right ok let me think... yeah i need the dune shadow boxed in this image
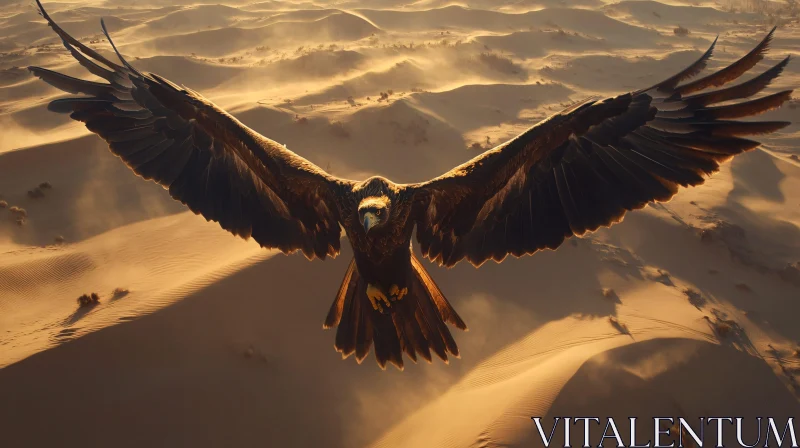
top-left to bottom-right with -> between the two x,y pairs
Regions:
428,236 -> 641,325
0,227 -> 640,448
603,208 -> 800,346
514,338 -> 800,447
61,303 -> 97,327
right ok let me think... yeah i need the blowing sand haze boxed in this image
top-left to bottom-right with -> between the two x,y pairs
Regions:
1,0 -> 799,446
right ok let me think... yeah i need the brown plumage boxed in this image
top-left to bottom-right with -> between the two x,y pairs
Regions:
29,0 -> 793,369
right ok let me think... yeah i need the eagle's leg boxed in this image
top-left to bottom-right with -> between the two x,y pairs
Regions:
367,283 -> 392,312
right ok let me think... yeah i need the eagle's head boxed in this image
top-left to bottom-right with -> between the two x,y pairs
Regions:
358,195 -> 391,234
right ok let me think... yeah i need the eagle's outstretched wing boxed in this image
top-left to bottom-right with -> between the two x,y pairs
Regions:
413,29 -> 792,268
29,0 -> 350,260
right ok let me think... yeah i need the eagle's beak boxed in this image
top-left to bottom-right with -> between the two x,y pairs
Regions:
362,212 -> 377,233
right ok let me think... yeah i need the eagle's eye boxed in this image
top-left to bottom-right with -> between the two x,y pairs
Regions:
376,209 -> 383,217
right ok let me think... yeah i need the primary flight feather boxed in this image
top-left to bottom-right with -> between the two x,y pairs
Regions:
29,0 -> 793,369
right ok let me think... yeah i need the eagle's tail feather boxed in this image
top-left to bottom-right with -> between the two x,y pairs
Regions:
324,255 -> 466,370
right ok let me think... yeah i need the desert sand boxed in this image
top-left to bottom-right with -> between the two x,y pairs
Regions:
0,0 -> 799,446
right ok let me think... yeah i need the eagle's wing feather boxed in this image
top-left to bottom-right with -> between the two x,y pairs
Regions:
29,0 -> 350,260
414,29 -> 792,267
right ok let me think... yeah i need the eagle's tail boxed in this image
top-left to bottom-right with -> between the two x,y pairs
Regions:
323,254 -> 467,370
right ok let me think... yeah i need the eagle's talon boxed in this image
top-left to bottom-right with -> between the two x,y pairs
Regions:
388,284 -> 408,301
367,283 -> 391,312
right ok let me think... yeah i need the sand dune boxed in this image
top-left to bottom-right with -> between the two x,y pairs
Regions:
7,15 -> 135,47
133,11 -> 379,57
143,4 -> 262,34
1,0 -> 799,446
476,29 -> 611,59
357,5 -> 658,44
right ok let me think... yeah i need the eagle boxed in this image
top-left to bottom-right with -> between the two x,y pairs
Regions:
29,0 -> 793,369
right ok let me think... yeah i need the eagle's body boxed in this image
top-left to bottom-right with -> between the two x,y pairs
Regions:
345,177 -> 413,278
30,0 -> 794,369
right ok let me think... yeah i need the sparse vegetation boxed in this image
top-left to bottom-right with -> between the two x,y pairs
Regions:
478,52 -> 522,76
76,293 -> 100,308
27,187 -> 45,199
673,26 -> 690,36
683,288 -> 706,309
608,316 -> 630,336
9,206 -> 26,217
217,55 -> 244,64
714,320 -> 732,338
112,287 -> 130,298
25,182 -> 50,199
703,315 -> 736,339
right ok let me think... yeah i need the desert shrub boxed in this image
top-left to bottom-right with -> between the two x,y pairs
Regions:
715,322 -> 732,337
27,187 -> 45,199
9,206 -> 26,217
674,26 -> 690,36
77,293 -> 100,308
478,52 -> 522,75
683,288 -> 706,308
